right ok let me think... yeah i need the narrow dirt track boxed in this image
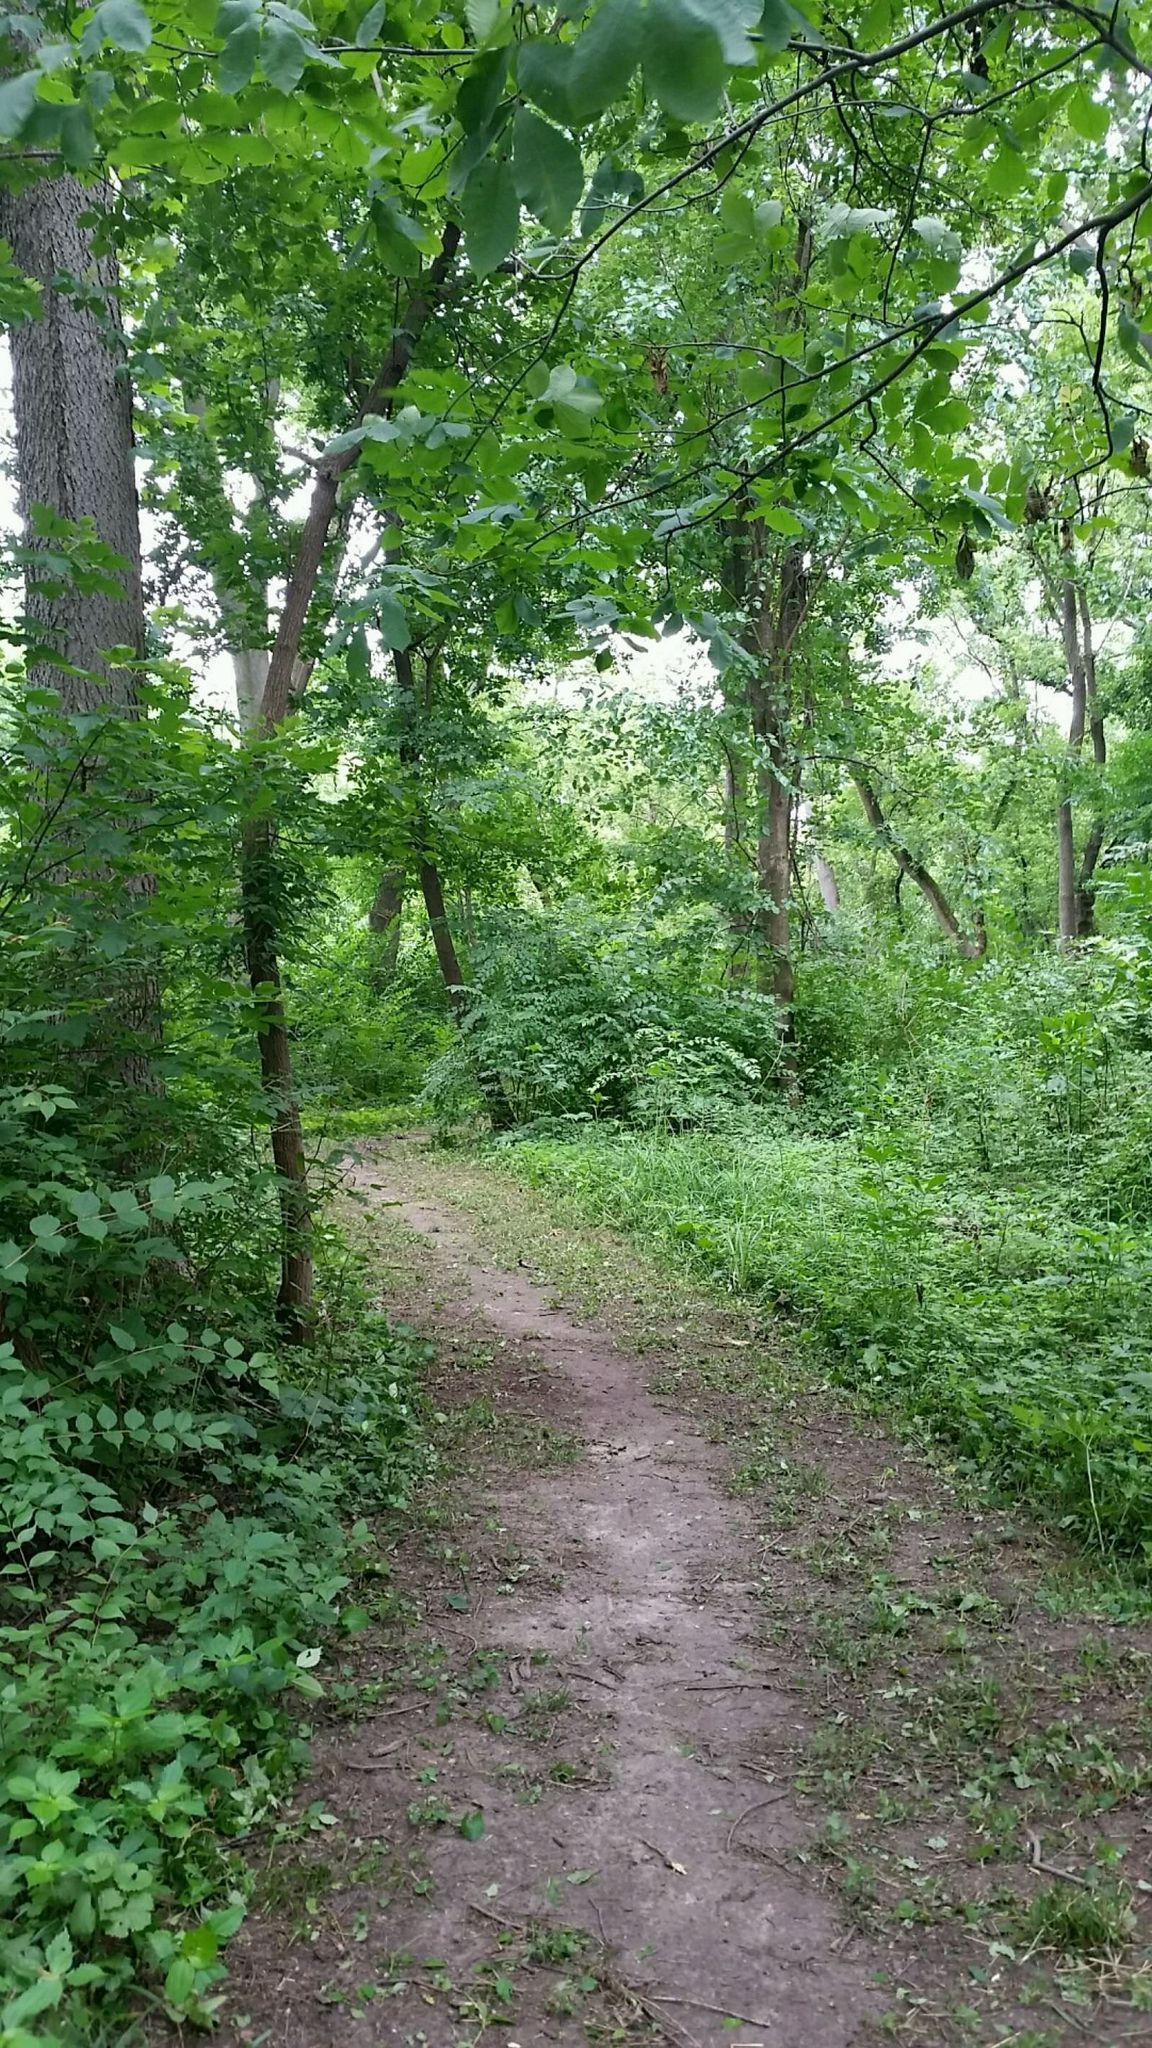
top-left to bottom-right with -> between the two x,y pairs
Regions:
216,1143 -> 1152,2048
221,1168 -> 882,2047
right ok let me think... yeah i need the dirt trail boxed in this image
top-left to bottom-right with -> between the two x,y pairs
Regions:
220,1143 -> 1152,2048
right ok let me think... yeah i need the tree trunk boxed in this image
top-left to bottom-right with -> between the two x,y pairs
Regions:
720,742 -> 751,984
368,866 -> 405,987
235,225 -> 460,1331
0,173 -> 144,705
814,851 -> 840,912
852,769 -> 987,958
747,542 -> 808,1088
1074,586 -> 1106,939
1,170 -> 161,1091
1056,574 -> 1088,946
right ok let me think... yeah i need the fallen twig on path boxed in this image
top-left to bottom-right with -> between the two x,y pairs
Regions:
726,1791 -> 789,1852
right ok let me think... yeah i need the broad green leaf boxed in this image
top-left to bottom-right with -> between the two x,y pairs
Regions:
857,0 -> 891,43
567,0 -> 642,120
643,0 -> 732,123
517,41 -> 575,125
0,72 -> 39,139
459,1808 -> 486,1839
217,19 -> 260,91
354,0 -> 386,45
462,154 -> 520,274
759,0 -> 799,55
376,591 -> 411,649
261,20 -> 308,91
457,48 -> 508,135
86,0 -> 153,53
371,195 -> 425,277
1067,86 -> 1109,142
513,107 -> 584,233
59,102 -> 97,168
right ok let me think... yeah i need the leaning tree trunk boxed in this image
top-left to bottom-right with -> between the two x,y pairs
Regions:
851,768 -> 987,959
0,173 -> 144,705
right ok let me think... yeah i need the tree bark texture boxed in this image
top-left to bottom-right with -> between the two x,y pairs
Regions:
0,173 -> 144,706
368,866 -> 405,987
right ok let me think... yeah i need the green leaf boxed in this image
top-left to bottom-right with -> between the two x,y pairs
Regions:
517,41 -> 575,125
567,0 -> 642,120
984,146 -> 1028,198
371,194 -> 425,277
109,1325 -> 139,1351
513,107 -> 584,233
1067,86 -> 1109,143
457,48 -> 508,136
59,102 -> 97,168
856,0 -> 890,44
759,0 -> 799,55
261,19 -> 308,91
462,153 -> 520,274
88,0 -> 153,52
180,1924 -> 220,1967
0,72 -> 39,139
354,0 -> 386,45
459,1808 -> 486,1840
643,0 -> 736,123
376,591 -> 411,650
217,19 -> 260,91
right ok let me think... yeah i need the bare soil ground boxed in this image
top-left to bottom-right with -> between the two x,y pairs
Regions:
215,1138 -> 1152,2048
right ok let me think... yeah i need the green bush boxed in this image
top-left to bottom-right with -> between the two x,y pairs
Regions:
0,690 -> 431,2044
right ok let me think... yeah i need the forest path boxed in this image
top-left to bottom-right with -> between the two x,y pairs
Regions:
219,1139 -> 1152,2048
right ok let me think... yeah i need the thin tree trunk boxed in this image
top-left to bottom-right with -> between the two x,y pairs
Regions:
1074,586 -> 1106,938
814,851 -> 840,912
747,542 -> 808,1090
1056,574 -> 1088,946
720,741 -> 751,984
852,769 -> 987,958
237,226 -> 460,1330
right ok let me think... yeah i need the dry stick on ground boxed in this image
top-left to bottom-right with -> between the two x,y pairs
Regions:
240,224 -> 461,1334
725,1790 -> 790,1852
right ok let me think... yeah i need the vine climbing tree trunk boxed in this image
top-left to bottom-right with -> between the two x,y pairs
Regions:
1056,573 -> 1088,947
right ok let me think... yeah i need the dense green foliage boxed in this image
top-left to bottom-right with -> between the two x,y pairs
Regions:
6,0 -> 1152,2032
496,933 -> 1152,1564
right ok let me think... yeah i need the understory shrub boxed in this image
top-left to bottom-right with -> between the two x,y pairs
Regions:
0,690 -> 430,2045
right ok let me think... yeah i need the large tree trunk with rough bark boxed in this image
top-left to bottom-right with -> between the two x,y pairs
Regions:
1,170 -> 160,1091
0,173 -> 144,706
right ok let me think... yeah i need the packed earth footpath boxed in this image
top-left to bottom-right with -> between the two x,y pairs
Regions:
216,1141 -> 1152,2048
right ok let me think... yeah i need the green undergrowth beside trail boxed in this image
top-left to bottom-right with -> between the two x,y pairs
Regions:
0,1151 -> 430,2048
493,1124 -> 1152,1574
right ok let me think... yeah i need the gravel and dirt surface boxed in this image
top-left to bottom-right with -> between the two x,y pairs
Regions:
214,1137 -> 1152,2048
